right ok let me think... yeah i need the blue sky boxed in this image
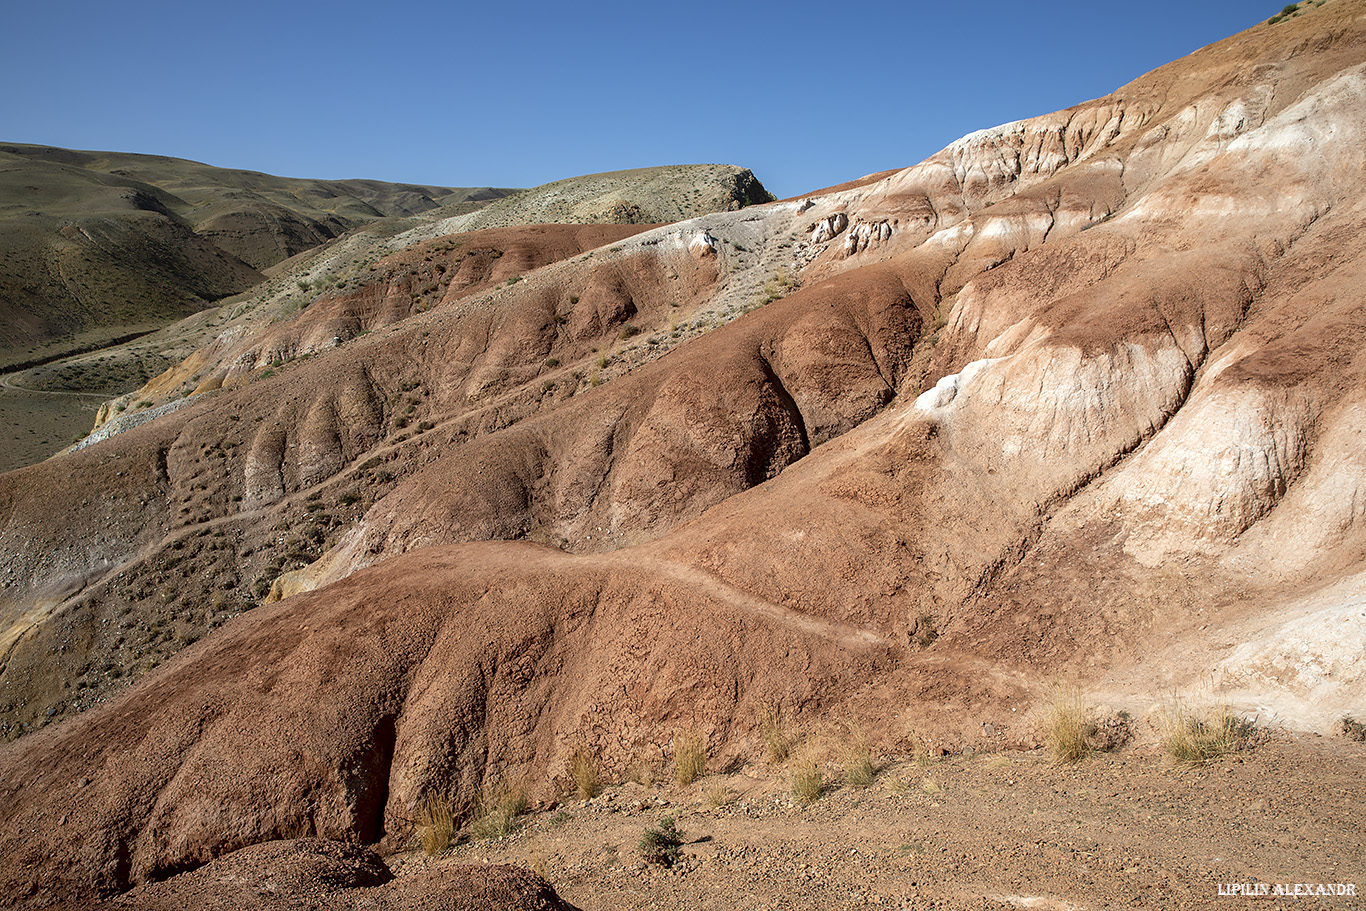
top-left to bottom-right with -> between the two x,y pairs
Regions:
3,1 -> 1272,199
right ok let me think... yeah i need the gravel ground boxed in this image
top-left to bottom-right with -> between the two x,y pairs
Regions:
392,735 -> 1365,911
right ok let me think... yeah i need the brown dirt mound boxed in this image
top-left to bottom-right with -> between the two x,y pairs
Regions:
110,839 -> 577,911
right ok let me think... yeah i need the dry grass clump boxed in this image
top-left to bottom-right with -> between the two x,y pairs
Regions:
843,739 -> 877,789
673,731 -> 707,786
569,746 -> 599,800
1044,685 -> 1098,763
790,751 -> 824,805
416,792 -> 455,855
705,782 -> 733,807
1160,694 -> 1254,765
759,704 -> 789,763
471,780 -> 530,839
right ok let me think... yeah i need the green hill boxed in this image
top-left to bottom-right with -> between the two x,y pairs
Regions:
0,143 -> 517,369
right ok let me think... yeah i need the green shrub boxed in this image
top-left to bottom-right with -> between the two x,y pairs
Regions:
638,817 -> 684,866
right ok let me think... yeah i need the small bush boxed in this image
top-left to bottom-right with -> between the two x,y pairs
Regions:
912,614 -> 938,648
1160,694 -> 1254,765
569,747 -> 599,800
673,731 -> 707,786
759,704 -> 789,763
416,792 -> 455,854
638,817 -> 684,866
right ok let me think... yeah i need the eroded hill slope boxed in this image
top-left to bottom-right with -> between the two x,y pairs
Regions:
0,143 -> 516,368
2,3 -> 1366,907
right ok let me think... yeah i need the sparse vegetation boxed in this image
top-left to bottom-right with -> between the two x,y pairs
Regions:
638,816 -> 684,867
569,746 -> 600,800
471,781 -> 530,839
1160,693 -> 1255,765
673,731 -> 707,786
912,614 -> 938,648
791,753 -> 824,805
1044,685 -> 1098,763
759,704 -> 789,762
842,737 -> 877,788
416,792 -> 455,854
705,782 -> 733,807
756,270 -> 798,306
1337,716 -> 1366,742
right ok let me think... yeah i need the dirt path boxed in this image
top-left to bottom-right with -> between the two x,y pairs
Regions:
608,552 -> 891,651
0,372 -> 106,474
0,371 -> 111,397
392,736 -> 1365,911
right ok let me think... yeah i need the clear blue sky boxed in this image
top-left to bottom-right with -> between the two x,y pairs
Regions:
2,1 -> 1272,199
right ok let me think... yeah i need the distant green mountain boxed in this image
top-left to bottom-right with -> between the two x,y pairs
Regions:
0,143 -> 517,369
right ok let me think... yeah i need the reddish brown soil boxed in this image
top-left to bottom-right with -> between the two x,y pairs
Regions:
3,5 -> 1366,910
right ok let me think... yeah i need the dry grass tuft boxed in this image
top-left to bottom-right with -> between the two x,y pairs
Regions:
569,746 -> 599,800
471,780 -> 530,839
1160,693 -> 1254,765
842,737 -> 877,788
790,753 -> 824,805
673,731 -> 707,786
759,704 -> 789,763
705,782 -> 734,807
1044,685 -> 1098,763
416,792 -> 455,855
626,759 -> 660,786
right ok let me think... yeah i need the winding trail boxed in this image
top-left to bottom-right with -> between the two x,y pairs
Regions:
603,550 -> 892,651
0,371 -> 115,398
